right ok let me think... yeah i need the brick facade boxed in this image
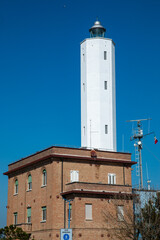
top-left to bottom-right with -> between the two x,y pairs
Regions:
4,146 -> 136,240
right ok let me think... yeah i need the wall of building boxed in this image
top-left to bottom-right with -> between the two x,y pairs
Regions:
6,147 -> 133,240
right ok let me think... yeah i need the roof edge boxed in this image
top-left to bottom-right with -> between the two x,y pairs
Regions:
4,153 -> 136,176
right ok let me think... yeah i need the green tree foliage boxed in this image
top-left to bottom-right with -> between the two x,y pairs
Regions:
136,195 -> 160,240
0,225 -> 31,240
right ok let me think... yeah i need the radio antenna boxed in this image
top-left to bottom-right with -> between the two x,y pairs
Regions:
127,118 -> 154,189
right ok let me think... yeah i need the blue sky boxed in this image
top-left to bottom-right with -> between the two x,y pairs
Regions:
0,0 -> 160,227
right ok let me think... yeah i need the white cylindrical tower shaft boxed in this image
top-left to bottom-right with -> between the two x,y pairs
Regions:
81,21 -> 116,151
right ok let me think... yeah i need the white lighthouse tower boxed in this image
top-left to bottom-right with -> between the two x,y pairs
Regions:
81,20 -> 117,151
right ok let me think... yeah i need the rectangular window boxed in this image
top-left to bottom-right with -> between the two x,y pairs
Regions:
85,204 -> 92,220
105,125 -> 108,134
42,206 -> 46,221
83,126 -> 85,136
104,81 -> 107,90
42,169 -> 47,186
70,170 -> 79,182
117,206 -> 124,221
104,51 -> 107,60
83,53 -> 85,62
15,179 -> 18,194
108,173 -> 116,184
27,207 -> 31,223
28,175 -> 32,190
14,212 -> 18,225
83,83 -> 85,92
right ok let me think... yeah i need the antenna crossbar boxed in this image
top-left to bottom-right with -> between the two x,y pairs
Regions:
126,118 -> 152,123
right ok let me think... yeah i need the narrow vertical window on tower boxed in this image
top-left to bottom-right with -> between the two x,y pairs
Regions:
83,53 -> 85,62
83,83 -> 85,92
104,51 -> 107,60
104,81 -> 107,90
83,126 -> 85,136
105,125 -> 108,134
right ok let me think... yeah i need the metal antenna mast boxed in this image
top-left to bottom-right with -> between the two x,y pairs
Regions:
127,118 -> 152,189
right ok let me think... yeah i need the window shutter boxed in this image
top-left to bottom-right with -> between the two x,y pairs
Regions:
28,175 -> 32,183
114,175 -> 116,184
76,171 -> 79,181
43,169 -> 47,185
117,206 -> 124,221
108,173 -> 116,184
70,170 -> 73,182
27,207 -> 31,217
85,204 -> 92,220
70,170 -> 79,182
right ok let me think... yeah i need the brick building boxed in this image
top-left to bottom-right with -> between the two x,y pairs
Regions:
4,146 -> 136,240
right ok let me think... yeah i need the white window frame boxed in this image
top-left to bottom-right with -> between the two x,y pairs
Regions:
117,205 -> 124,221
70,170 -> 79,182
108,173 -> 116,184
85,204 -> 92,220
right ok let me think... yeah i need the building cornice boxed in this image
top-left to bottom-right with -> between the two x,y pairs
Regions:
61,189 -> 133,198
3,153 -> 136,176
